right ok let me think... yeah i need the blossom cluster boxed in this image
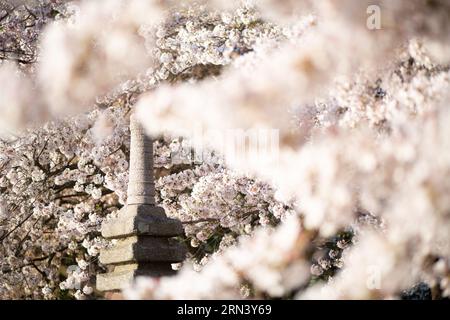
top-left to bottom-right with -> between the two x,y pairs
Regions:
1,0 -> 450,301
128,0 -> 450,300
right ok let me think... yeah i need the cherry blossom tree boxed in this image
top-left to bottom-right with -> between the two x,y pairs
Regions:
0,0 -> 449,300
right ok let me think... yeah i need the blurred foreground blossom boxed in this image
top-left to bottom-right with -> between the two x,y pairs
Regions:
0,0 -> 450,300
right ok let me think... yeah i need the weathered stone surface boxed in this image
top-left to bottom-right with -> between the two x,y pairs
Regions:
127,115 -> 155,205
97,269 -> 135,292
96,114 -> 185,293
101,204 -> 183,239
114,262 -> 177,275
96,263 -> 176,292
99,236 -> 186,265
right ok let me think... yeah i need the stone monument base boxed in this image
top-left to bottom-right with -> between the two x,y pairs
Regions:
96,204 -> 186,292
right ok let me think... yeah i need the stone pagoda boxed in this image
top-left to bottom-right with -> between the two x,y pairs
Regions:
96,114 -> 186,292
